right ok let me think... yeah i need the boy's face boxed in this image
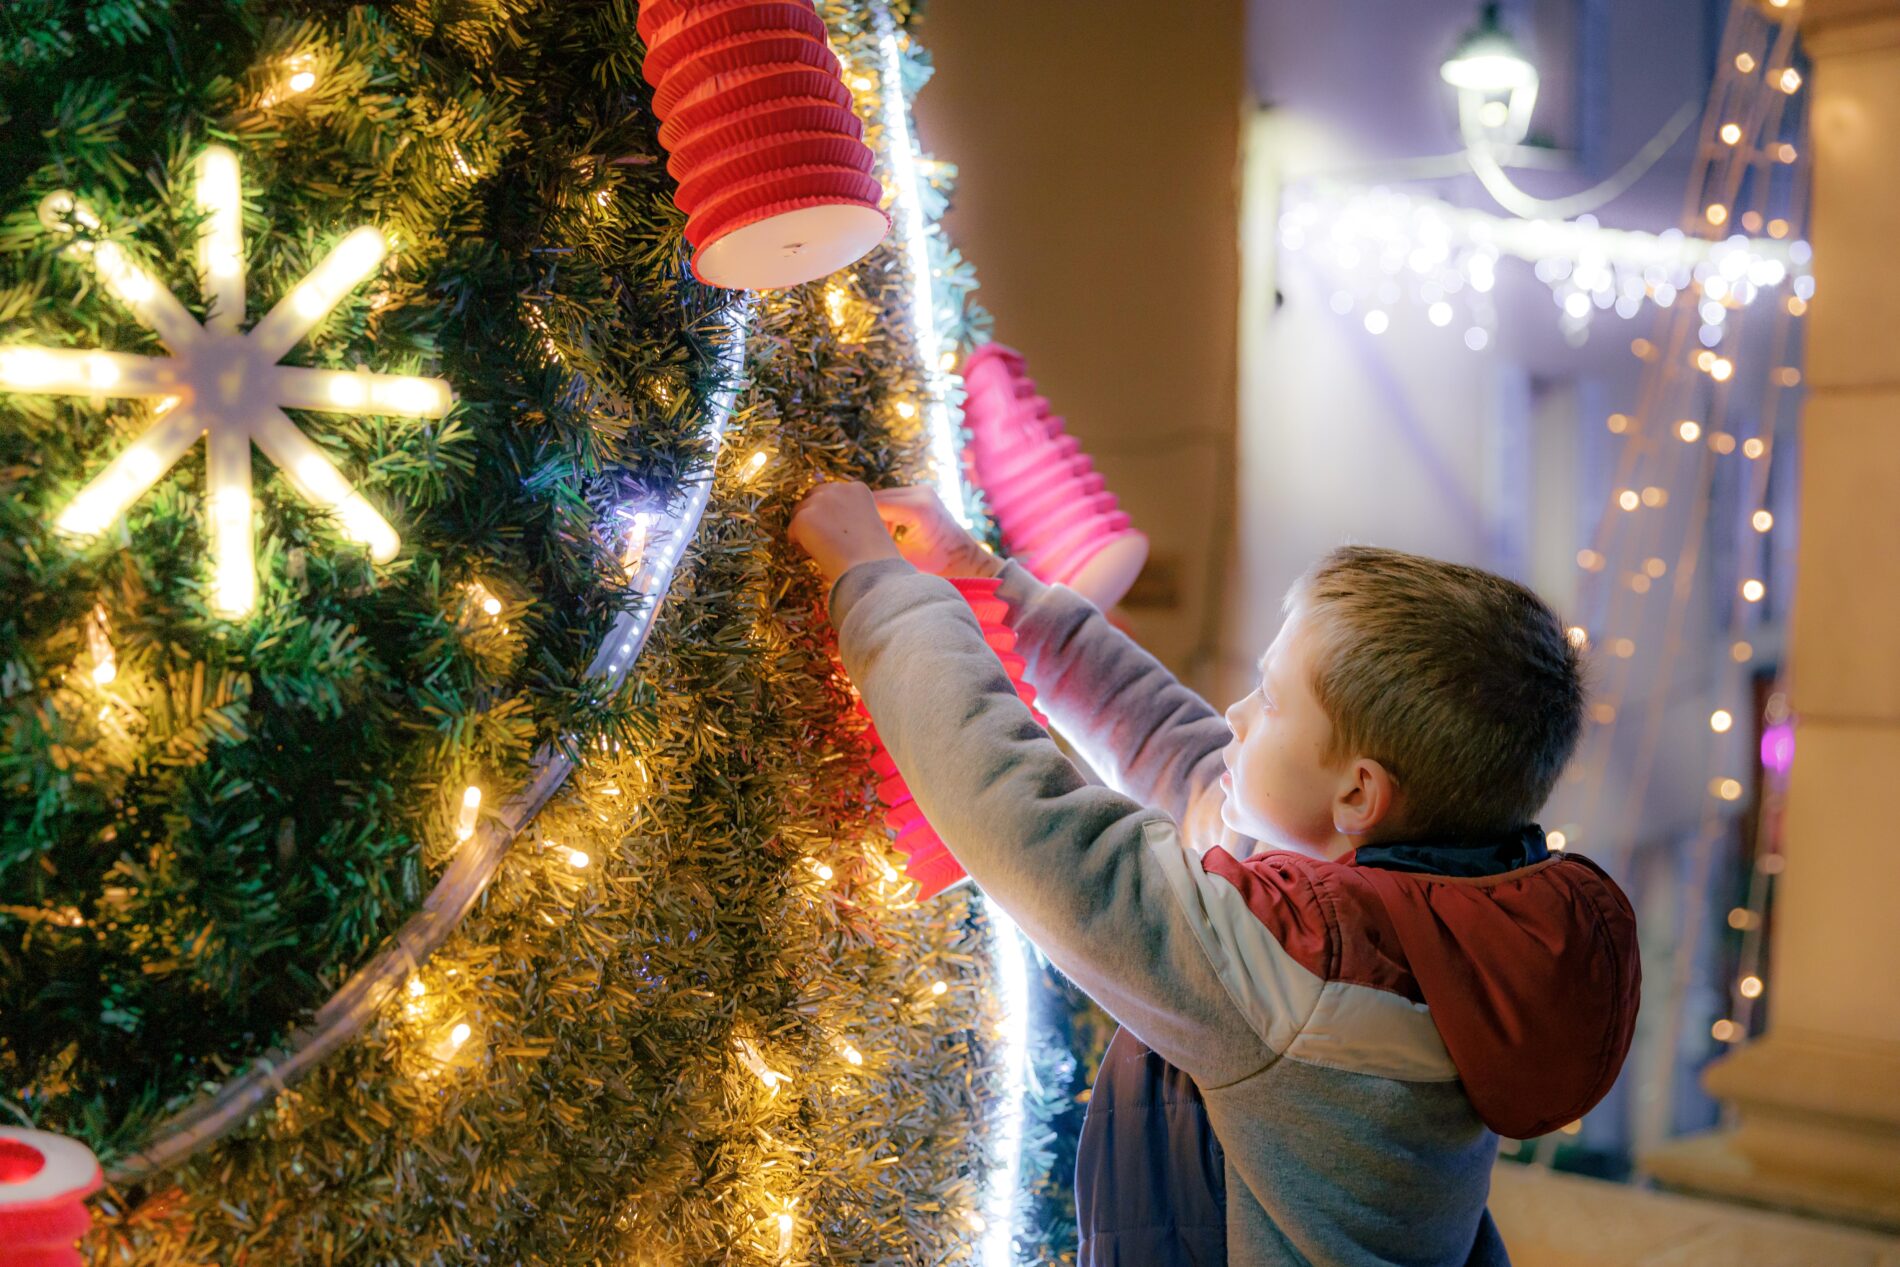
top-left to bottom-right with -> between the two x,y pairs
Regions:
1221,602 -> 1390,855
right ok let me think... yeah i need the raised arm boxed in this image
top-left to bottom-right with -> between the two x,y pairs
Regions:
832,558 -> 1273,1087
990,561 -> 1248,858
868,484 -> 1249,857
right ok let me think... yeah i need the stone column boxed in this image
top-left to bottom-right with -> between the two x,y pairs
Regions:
1642,0 -> 1900,1229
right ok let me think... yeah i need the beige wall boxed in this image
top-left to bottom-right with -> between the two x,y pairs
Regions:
912,0 -> 1245,692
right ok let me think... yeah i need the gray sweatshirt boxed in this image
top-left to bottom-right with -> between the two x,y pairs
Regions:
834,557 -> 1638,1266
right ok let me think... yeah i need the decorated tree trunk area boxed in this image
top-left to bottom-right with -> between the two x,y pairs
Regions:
0,0 -> 1076,1261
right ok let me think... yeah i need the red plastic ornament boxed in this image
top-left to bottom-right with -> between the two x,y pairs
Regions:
0,1128 -> 102,1267
962,343 -> 1150,609
855,576 -> 1044,900
638,0 -> 888,290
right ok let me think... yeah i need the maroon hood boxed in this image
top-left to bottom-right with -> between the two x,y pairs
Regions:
1352,854 -> 1641,1140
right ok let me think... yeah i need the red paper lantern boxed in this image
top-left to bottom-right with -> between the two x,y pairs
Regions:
856,576 -> 1043,900
0,1129 -> 101,1267
962,343 -> 1150,610
639,0 -> 888,290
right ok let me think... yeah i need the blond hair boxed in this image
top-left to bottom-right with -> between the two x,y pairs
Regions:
1290,545 -> 1584,838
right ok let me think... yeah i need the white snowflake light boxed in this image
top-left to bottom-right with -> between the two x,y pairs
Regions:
2,145 -> 452,616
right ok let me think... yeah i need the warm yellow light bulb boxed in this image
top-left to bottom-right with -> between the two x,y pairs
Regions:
1606,413 -> 1629,434
1565,625 -> 1588,649
1735,52 -> 1756,73
1740,578 -> 1765,603
1705,203 -> 1729,226
288,70 -> 317,94
1617,489 -> 1640,512
741,449 -> 770,481
930,980 -> 948,996
1711,709 -> 1734,733
1677,420 -> 1701,443
211,485 -> 257,617
1712,1018 -> 1740,1042
1777,68 -> 1801,93
456,785 -> 482,840
1546,830 -> 1567,851
1752,509 -> 1773,532
1710,358 -> 1734,382
408,977 -> 426,998
1731,640 -> 1753,662
824,284 -> 851,328
1718,123 -> 1742,145
1742,437 -> 1767,460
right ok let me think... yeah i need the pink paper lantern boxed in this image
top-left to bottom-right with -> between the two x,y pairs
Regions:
856,576 -> 1044,900
962,343 -> 1149,609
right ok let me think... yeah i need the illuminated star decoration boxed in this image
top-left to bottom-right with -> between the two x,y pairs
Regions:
0,145 -> 452,616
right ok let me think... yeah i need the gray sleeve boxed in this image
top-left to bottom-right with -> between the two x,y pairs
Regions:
832,558 -> 1272,1088
990,561 -> 1252,859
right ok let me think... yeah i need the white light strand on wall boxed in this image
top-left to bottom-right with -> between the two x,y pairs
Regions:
872,10 -> 1029,1261
1279,181 -> 1811,348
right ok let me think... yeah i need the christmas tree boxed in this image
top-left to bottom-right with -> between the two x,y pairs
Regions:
0,0 -> 1036,1260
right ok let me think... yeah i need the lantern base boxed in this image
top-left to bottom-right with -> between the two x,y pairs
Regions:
1060,530 -> 1150,611
693,202 -> 888,290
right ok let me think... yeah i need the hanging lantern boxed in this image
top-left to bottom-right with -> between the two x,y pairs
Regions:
962,343 -> 1149,610
639,0 -> 889,290
857,576 -> 1043,900
0,1128 -> 102,1267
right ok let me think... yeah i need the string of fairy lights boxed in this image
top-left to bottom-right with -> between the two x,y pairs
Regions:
1537,0 -> 1806,1150
867,10 -> 1031,1261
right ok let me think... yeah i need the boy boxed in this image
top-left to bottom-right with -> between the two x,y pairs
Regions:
790,481 -> 1640,1267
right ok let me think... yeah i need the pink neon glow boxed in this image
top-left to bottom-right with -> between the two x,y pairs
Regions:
1761,722 -> 1795,775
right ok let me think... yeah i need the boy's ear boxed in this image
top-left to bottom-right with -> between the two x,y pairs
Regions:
1334,757 -> 1400,838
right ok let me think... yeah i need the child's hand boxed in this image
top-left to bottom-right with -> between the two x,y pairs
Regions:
872,485 -> 1003,580
788,480 -> 904,586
